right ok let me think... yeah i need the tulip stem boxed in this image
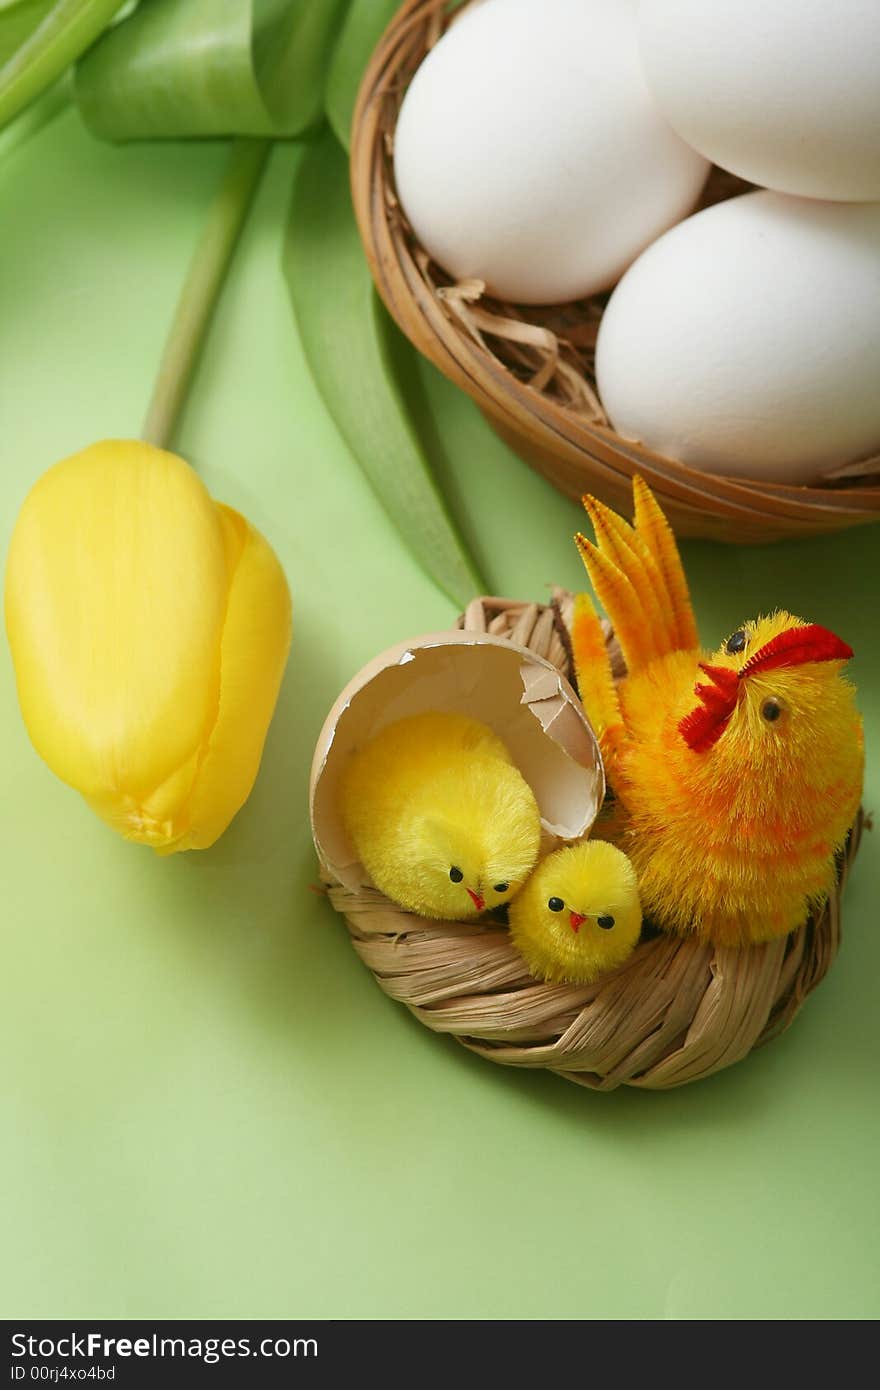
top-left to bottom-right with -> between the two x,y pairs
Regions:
142,138 -> 271,451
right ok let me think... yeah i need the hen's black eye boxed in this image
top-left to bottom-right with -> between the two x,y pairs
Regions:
726,630 -> 747,655
548,897 -> 564,912
449,866 -> 463,882
597,914 -> 615,930
762,698 -> 783,723
493,882 -> 509,894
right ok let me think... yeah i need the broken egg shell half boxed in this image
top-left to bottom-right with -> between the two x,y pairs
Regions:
309,630 -> 605,893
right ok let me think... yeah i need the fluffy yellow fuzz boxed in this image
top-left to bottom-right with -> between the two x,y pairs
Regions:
341,712 -> 541,920
509,840 -> 642,985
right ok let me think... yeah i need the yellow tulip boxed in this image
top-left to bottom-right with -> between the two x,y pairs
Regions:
4,439 -> 292,853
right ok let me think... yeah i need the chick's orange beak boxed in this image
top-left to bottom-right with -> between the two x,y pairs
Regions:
569,911 -> 586,932
467,888 -> 485,912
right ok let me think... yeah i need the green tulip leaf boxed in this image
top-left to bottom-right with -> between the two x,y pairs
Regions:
0,69 -> 67,161
1,2 -> 55,63
0,0 -> 124,129
75,0 -> 353,141
284,131 -> 484,608
324,0 -> 399,150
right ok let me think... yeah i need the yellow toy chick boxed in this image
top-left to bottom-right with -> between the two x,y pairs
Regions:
341,711 -> 541,920
509,840 -> 642,985
571,478 -> 863,947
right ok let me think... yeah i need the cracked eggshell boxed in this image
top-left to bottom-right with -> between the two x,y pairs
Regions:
310,632 -> 605,893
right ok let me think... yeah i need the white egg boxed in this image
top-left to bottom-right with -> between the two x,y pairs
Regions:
638,0 -> 880,202
595,192 -> 880,484
393,0 -> 708,305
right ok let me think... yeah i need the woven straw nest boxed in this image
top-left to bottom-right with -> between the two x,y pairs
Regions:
350,0 -> 880,543
316,594 -> 863,1091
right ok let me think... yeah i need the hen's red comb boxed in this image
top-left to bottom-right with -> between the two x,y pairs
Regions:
679,625 -> 853,753
740,624 -> 853,677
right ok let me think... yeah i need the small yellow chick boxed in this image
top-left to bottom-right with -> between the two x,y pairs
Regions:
341,711 -> 541,920
509,840 -> 642,985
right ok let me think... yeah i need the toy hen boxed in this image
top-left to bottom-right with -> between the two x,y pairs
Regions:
571,479 -> 863,947
341,711 -> 541,920
509,840 -> 642,985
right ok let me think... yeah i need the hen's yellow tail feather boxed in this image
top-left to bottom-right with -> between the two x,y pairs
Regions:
580,499 -> 671,654
570,592 -> 628,787
632,477 -> 698,653
574,534 -> 653,675
575,479 -> 698,675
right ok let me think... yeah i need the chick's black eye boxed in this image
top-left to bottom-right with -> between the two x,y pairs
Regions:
597,914 -> 615,930
449,866 -> 463,883
493,882 -> 509,894
726,630 -> 747,655
762,698 -> 783,723
548,897 -> 564,912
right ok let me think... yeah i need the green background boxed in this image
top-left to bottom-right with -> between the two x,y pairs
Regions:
1,114 -> 878,1320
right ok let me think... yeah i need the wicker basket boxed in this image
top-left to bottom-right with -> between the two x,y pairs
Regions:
319,594 -> 863,1091
350,0 -> 880,543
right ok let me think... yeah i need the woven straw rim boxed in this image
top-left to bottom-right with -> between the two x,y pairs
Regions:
320,593 -> 862,1091
351,0 -> 880,542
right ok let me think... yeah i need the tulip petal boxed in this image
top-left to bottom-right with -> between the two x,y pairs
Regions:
164,503 -> 292,852
5,440 -> 227,839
